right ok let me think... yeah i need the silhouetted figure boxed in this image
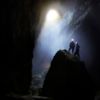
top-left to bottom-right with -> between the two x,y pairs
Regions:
68,39 -> 75,54
74,42 -> 80,58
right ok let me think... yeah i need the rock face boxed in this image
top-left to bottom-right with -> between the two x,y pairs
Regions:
41,50 -> 96,100
0,0 -> 34,95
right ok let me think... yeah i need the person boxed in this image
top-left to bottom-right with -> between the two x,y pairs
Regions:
68,38 -> 75,54
74,42 -> 80,58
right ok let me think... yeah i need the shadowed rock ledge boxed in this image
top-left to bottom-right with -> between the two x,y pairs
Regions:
41,50 -> 96,100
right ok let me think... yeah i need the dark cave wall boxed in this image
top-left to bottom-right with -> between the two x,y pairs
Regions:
0,0 -> 35,94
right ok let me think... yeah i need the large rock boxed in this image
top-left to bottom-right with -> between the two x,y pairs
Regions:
41,50 -> 96,100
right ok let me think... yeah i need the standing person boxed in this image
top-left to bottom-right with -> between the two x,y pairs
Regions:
68,38 -> 75,54
74,42 -> 80,58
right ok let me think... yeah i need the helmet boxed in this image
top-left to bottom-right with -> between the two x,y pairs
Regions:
71,38 -> 74,42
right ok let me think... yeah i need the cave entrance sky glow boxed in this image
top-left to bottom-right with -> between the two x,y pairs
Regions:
45,9 -> 60,24
32,3 -> 93,76
41,8 -> 74,56
33,6 -> 75,74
